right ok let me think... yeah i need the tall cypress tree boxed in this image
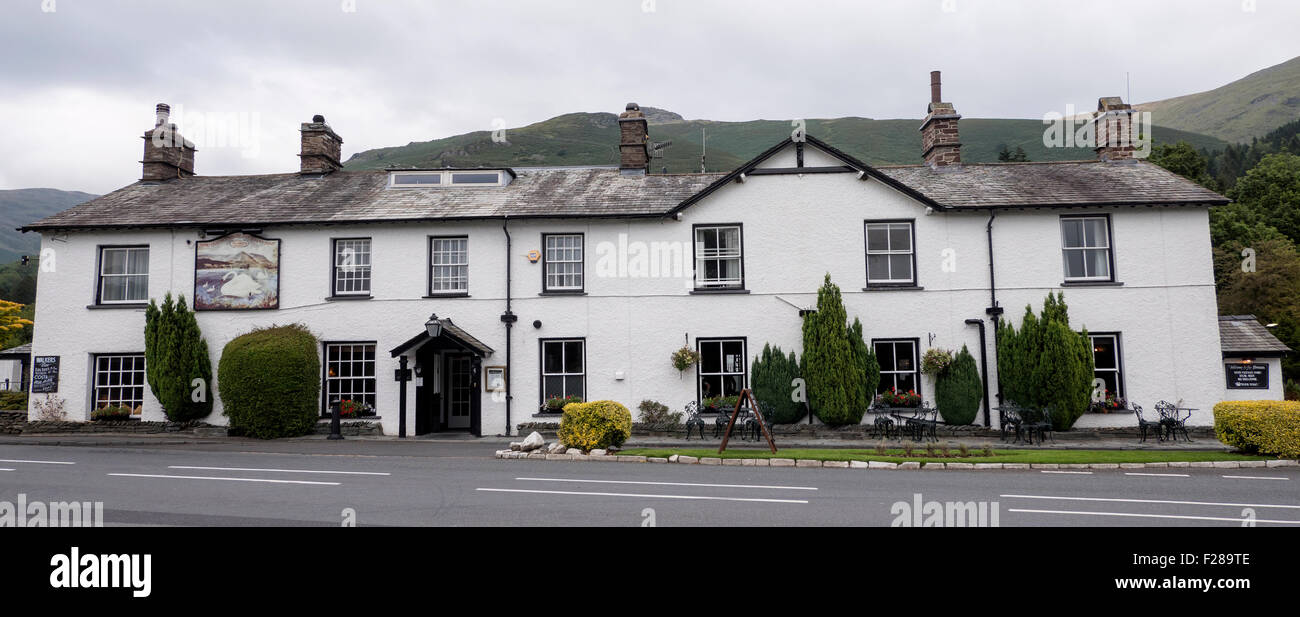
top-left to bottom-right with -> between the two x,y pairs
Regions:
802,275 -> 863,426
936,344 -> 982,425
144,293 -> 214,421
848,317 -> 880,412
995,293 -> 1094,429
750,344 -> 805,424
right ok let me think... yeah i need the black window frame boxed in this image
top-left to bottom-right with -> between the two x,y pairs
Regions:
691,223 -> 746,291
1088,331 -> 1126,400
329,237 -> 372,298
872,338 -> 922,398
1059,213 -> 1116,283
863,219 -> 918,288
94,245 -> 150,305
321,341 -> 378,417
541,232 -> 585,294
428,235 -> 470,297
695,337 -> 748,405
538,338 -> 586,407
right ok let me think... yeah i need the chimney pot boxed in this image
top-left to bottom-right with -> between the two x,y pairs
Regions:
155,103 -> 170,127
1092,96 -> 1136,161
930,71 -> 942,104
920,71 -> 961,167
313,114 -> 325,123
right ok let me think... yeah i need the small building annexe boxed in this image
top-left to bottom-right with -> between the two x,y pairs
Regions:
22,73 -> 1251,436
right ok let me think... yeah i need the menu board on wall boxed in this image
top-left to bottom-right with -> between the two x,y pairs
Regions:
1225,363 -> 1268,389
31,355 -> 59,393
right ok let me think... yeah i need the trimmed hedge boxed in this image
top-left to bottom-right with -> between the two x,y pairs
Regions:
559,400 -> 632,452
750,344 -> 805,424
1214,400 -> 1300,459
218,324 -> 321,439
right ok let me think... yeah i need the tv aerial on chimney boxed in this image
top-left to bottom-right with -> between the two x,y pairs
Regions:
649,139 -> 671,174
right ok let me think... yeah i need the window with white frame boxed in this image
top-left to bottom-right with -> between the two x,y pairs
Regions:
865,221 -> 915,285
698,338 -> 747,400
98,246 -> 149,303
429,237 -> 469,294
694,225 -> 744,289
324,343 -> 376,415
874,339 -> 919,396
543,234 -> 583,291
1090,333 -> 1124,399
1061,216 -> 1113,281
332,238 -> 371,296
541,339 -> 584,404
92,354 -> 146,415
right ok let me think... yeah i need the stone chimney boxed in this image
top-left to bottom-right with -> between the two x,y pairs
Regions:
618,103 -> 650,175
300,114 -> 344,174
920,71 -> 962,167
1092,96 -> 1135,161
141,103 -> 196,181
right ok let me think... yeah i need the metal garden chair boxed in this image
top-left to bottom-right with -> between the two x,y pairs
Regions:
1133,404 -> 1163,443
998,403 -> 1025,443
683,401 -> 706,440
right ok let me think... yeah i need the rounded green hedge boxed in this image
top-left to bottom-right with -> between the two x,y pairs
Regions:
218,324 -> 320,439
559,400 -> 633,452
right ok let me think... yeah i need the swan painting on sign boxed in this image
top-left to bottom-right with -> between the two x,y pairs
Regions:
194,233 -> 281,310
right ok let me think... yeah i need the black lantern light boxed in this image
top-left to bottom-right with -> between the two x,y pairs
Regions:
425,313 -> 442,338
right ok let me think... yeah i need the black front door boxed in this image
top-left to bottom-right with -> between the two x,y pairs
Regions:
415,345 -> 439,436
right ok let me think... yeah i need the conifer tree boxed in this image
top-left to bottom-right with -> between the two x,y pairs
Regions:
144,293 -> 214,421
802,274 -> 864,426
936,344 -> 982,425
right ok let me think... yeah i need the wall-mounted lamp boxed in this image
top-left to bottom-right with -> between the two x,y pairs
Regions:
425,313 -> 442,338
1241,358 -> 1254,364
413,363 -> 424,378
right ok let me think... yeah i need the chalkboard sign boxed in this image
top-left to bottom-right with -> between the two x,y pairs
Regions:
31,356 -> 60,393
1225,362 -> 1268,389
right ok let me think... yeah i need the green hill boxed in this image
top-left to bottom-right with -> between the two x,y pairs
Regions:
1137,55 -> 1300,144
0,188 -> 99,263
345,110 -> 1226,173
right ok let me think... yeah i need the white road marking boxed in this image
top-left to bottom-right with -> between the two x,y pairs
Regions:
109,473 -> 340,486
514,477 -> 817,491
1001,494 -> 1300,510
477,487 -> 808,504
0,468 -> 13,472
1125,472 -> 1191,477
1222,475 -> 1289,481
0,458 -> 75,465
169,465 -> 390,476
1009,508 -> 1300,525
1039,470 -> 1092,475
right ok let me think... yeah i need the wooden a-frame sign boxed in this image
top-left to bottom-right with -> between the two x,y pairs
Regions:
718,388 -> 778,454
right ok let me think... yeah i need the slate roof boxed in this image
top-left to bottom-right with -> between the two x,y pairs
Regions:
21,138 -> 1228,232
22,168 -> 726,231
1219,315 -> 1292,356
876,160 -> 1228,209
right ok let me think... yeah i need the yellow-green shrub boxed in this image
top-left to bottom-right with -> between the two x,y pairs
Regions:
1214,400 -> 1300,459
559,400 -> 632,452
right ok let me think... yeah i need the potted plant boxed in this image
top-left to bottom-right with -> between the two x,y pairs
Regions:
703,395 -> 740,413
339,399 -> 374,418
874,387 -> 922,408
91,405 -> 133,421
1089,391 -> 1127,413
544,394 -> 582,413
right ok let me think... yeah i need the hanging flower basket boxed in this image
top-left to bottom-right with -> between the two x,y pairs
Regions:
671,346 -> 701,373
921,348 -> 953,376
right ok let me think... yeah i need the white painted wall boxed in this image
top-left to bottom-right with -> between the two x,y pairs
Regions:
27,143 -> 1228,433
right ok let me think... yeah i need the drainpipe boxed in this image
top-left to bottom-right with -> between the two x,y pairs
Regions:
500,218 -> 517,436
984,209 -> 1005,410
965,319 -> 992,427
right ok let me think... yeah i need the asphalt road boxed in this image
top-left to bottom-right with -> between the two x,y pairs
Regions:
2,440 -> 1297,527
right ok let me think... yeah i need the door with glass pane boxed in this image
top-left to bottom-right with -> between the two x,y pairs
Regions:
446,355 -> 473,430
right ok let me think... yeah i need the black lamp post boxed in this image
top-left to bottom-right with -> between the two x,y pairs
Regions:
327,399 -> 344,440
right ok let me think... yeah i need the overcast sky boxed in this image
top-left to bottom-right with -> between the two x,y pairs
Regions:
2,0 -> 1298,194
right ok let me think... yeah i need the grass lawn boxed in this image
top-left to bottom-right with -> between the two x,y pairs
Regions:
617,448 -> 1272,465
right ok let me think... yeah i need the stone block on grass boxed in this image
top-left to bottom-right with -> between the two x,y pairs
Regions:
1211,461 -> 1240,469
868,461 -> 897,470
897,462 -> 921,470
823,460 -> 849,469
677,455 -> 699,464
796,459 -> 822,468
946,462 -> 974,470
770,458 -> 795,467
850,461 -> 870,469
700,457 -> 722,466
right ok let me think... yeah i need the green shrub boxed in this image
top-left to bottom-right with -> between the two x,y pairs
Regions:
218,324 -> 320,439
997,292 -> 1094,429
803,275 -> 866,426
1214,400 -> 1300,458
637,400 -> 682,428
145,293 -> 214,421
559,400 -> 633,452
91,406 -> 133,420
750,344 -> 805,424
849,318 -> 880,415
936,345 -> 982,425
0,391 -> 28,410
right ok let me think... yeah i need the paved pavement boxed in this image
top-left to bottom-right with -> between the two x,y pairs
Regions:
1,438 -> 1296,527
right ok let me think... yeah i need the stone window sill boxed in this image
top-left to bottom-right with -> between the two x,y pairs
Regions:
1060,281 -> 1124,287
86,303 -> 148,310
690,288 -> 750,295
326,295 -> 373,301
862,285 -> 924,292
